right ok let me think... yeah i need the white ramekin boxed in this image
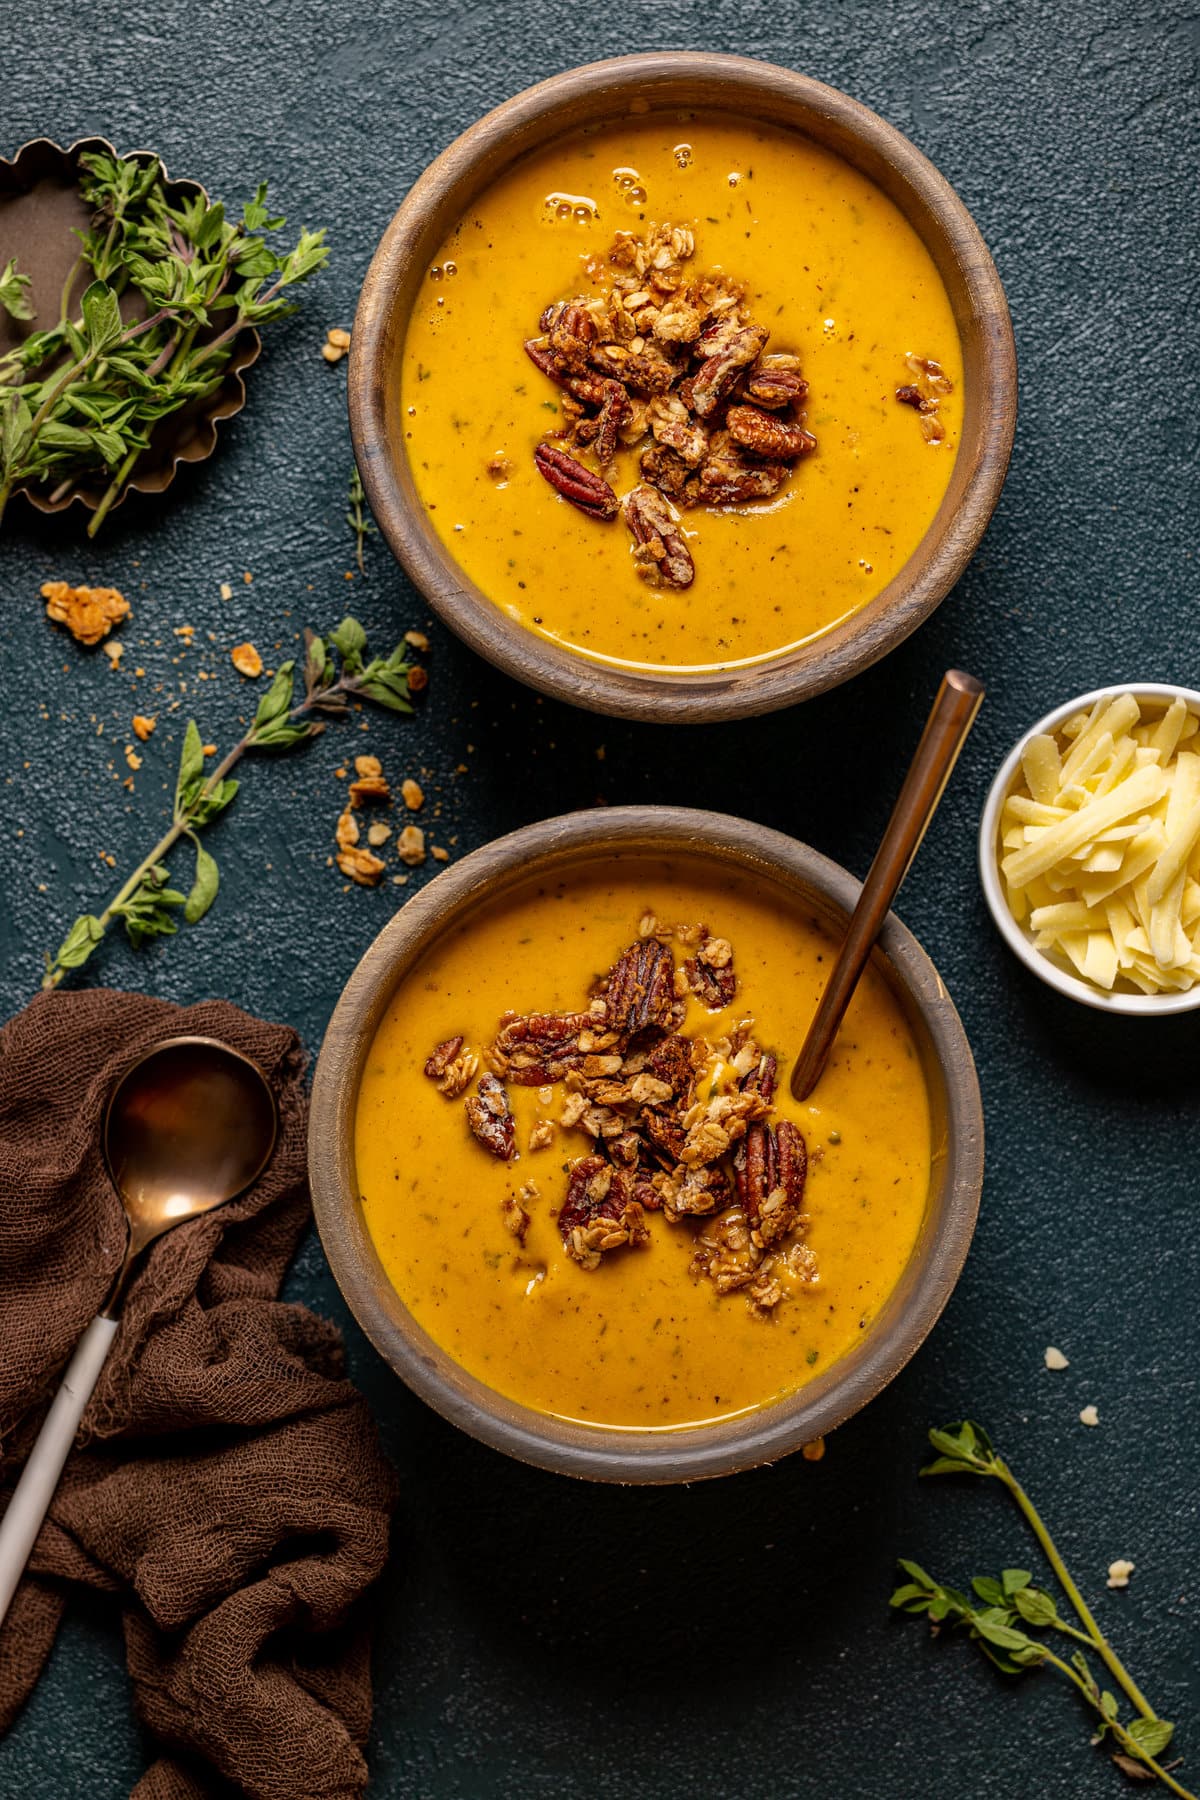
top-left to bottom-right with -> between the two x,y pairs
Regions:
978,682 -> 1200,1016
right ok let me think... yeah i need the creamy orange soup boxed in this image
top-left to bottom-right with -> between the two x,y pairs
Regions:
400,114 -> 960,673
356,862 -> 932,1429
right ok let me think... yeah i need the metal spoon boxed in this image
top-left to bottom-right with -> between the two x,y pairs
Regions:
789,669 -> 985,1103
0,1035 -> 278,1624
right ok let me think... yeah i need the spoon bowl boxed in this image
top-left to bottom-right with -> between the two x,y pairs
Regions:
104,1036 -> 279,1265
0,1034 -> 278,1625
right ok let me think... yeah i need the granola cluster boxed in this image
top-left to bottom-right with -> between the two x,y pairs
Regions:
423,916 -> 818,1313
523,225 -> 816,589
894,353 -> 953,444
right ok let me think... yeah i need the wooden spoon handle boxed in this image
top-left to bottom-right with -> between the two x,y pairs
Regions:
789,669 -> 985,1103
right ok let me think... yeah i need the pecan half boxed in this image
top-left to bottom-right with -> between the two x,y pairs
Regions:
645,1032 -> 700,1096
638,442 -> 695,505
690,322 -> 769,417
593,378 -> 629,467
624,484 -> 695,589
744,367 -> 809,409
734,1118 -> 807,1245
524,339 -> 609,406
726,405 -> 817,462
684,935 -> 736,1009
558,1157 -> 650,1268
465,1073 -> 516,1161
423,1034 -> 479,1098
492,1010 -> 601,1084
547,302 -> 598,373
534,444 -> 618,521
895,383 -> 924,409
605,935 -> 683,1039
739,1049 -> 777,1102
695,433 -> 788,506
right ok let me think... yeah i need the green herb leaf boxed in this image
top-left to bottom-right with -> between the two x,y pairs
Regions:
52,913 -> 105,971
1127,1718 -> 1175,1757
253,662 -> 296,731
174,720 -> 206,815
81,280 -> 123,352
1001,1570 -> 1032,1597
183,839 -> 220,923
0,258 -> 34,323
329,616 -> 367,674
971,1610 -> 1035,1653
1011,1585 -> 1059,1628
112,864 -> 185,948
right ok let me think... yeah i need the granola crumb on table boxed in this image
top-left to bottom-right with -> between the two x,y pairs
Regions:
42,580 -> 130,645
230,641 -> 263,678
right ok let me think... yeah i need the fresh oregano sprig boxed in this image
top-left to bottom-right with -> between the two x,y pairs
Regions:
43,616 -> 415,990
346,463 -> 375,576
892,1422 -> 1193,1796
0,150 -> 328,533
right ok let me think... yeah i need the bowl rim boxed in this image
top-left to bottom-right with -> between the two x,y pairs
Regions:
978,682 -> 1200,1016
309,805 -> 985,1482
349,50 -> 1017,723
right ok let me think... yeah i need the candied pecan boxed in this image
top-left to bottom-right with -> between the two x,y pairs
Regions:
604,935 -> 683,1039
646,394 -> 707,467
547,302 -> 598,373
645,1032 -> 699,1097
534,444 -> 618,521
734,1118 -> 807,1245
559,1157 -> 650,1268
423,1034 -> 479,1099
642,1106 -> 688,1164
624,484 -> 695,590
895,384 -> 924,409
684,935 -> 736,1009
696,433 -> 788,506
744,366 -> 810,409
638,442 -> 695,505
726,405 -> 817,462
493,1010 -> 600,1084
465,1073 -> 516,1161
524,339 -> 609,406
690,322 -> 769,417
593,379 -> 629,466
738,1049 -> 777,1102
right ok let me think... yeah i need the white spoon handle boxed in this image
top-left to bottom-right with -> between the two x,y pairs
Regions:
0,1313 -> 119,1625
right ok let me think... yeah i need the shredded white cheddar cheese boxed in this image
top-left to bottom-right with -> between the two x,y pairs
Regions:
999,693 -> 1200,994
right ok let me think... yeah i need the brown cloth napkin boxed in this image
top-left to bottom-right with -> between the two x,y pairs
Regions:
0,989 -> 397,1800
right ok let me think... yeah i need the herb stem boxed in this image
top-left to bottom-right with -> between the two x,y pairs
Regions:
43,672 -> 350,987
58,253 -> 85,328
996,1456 -> 1159,1722
1037,1645 -> 1196,1799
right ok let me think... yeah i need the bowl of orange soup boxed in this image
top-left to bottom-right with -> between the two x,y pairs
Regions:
350,53 -> 1015,722
309,809 -> 983,1481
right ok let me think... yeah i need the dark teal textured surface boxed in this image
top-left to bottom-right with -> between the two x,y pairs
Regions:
1,3 -> 1198,1796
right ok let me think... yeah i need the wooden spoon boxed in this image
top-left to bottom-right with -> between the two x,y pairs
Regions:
789,669 -> 985,1102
